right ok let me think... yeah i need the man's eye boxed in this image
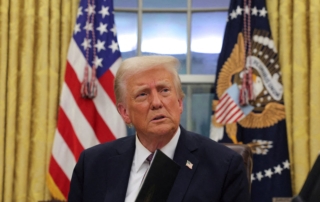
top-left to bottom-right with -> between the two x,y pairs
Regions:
137,92 -> 147,97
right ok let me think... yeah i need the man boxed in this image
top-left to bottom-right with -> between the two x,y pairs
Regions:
68,56 -> 250,202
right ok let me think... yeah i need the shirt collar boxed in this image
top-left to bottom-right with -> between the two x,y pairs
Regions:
133,127 -> 181,173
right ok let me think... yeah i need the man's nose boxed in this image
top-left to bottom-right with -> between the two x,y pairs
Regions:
150,91 -> 162,110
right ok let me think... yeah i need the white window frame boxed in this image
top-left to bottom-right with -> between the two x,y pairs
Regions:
115,0 -> 228,80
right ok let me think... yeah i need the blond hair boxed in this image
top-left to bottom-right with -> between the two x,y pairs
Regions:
114,55 -> 185,104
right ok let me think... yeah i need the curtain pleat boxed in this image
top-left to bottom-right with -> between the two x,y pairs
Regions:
44,0 -> 62,200
0,0 -> 9,200
14,0 -> 36,199
60,1 -> 73,87
28,0 -> 50,200
4,0 -> 21,200
291,0 -> 310,193
309,0 -> 320,166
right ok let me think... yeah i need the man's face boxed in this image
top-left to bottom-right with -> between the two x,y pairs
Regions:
118,67 -> 183,138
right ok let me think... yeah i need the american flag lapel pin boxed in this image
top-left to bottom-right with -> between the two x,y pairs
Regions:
186,160 -> 193,169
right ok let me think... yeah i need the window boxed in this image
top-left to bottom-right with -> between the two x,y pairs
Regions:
114,0 -> 230,137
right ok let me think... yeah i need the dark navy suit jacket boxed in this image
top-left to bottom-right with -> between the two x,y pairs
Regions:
68,127 -> 250,202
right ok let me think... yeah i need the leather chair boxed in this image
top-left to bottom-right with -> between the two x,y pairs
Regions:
222,143 -> 253,191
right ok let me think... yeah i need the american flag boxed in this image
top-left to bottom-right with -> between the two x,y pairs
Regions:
47,0 -> 126,200
215,84 -> 253,124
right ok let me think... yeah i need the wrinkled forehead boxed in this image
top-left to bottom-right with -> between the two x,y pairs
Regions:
125,65 -> 175,82
125,66 -> 175,87
132,63 -> 174,75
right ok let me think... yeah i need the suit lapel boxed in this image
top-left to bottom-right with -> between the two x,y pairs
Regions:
104,136 -> 135,202
167,127 -> 199,202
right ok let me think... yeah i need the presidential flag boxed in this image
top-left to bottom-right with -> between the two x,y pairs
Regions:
47,0 -> 126,200
210,0 -> 292,201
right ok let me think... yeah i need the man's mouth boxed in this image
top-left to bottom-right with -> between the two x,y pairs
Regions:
153,115 -> 165,121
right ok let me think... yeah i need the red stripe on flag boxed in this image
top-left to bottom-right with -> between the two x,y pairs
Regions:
220,102 -> 238,123
216,96 -> 234,120
216,97 -> 233,118
215,93 -> 229,114
57,107 -> 84,160
225,108 -> 242,123
65,61 -> 116,143
233,112 -> 245,123
224,102 -> 239,119
49,156 -> 70,199
98,70 -> 116,105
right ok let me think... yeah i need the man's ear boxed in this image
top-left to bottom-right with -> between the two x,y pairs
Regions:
178,98 -> 183,114
117,103 -> 131,124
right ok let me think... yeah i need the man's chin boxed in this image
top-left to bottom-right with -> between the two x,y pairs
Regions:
148,124 -> 178,137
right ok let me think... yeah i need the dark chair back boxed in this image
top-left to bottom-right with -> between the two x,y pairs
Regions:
222,143 -> 253,191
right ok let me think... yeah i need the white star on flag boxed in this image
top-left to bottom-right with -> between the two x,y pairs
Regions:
93,56 -> 103,68
96,23 -> 108,35
110,24 -> 117,36
77,6 -> 83,18
95,39 -> 106,52
74,23 -> 81,34
274,165 -> 283,174
84,22 -> 93,31
85,4 -> 96,16
230,10 -> 237,19
264,169 -> 273,178
81,38 -> 91,50
236,6 -> 243,15
251,173 -> 255,182
283,160 -> 290,169
99,6 -> 109,18
256,172 -> 264,181
259,7 -> 268,17
108,40 -> 119,53
252,6 -> 258,16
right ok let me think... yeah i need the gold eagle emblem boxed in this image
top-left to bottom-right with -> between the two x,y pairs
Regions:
212,30 -> 285,143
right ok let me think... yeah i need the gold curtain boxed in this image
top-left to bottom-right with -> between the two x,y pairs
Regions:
267,0 -> 320,195
0,0 -> 79,201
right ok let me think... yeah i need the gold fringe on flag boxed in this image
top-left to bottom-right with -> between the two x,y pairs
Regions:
46,174 -> 67,201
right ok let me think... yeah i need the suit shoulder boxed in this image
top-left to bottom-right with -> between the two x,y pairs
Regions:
82,135 -> 135,157
186,131 -> 240,159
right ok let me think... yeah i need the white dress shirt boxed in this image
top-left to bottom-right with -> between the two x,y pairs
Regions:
124,127 -> 181,202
